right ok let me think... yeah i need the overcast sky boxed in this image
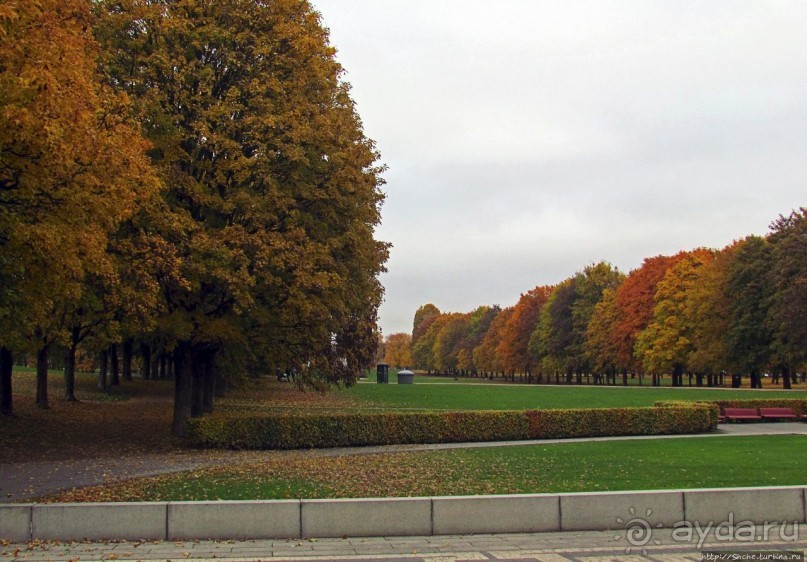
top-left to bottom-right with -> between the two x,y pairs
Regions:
311,0 -> 807,336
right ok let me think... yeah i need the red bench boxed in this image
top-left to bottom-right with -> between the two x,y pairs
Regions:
759,407 -> 799,420
723,407 -> 762,422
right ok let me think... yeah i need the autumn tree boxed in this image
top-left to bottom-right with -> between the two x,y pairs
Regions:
768,209 -> 807,388
95,0 -> 388,435
412,304 -> 441,349
726,236 -> 773,389
610,252 -> 685,380
530,263 -> 622,384
498,286 -> 552,380
383,333 -> 412,369
433,313 -> 470,374
473,306 -> 513,377
531,280 -> 576,382
682,243 -> 737,386
0,0 -> 158,411
635,249 -> 715,386
570,262 -> 624,381
460,305 -> 500,375
412,313 -> 448,372
585,288 -> 621,379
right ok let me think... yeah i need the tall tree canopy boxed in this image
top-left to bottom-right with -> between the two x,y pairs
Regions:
498,286 -> 551,377
610,254 -> 686,374
0,0 -> 159,412
726,236 -> 773,388
412,304 -> 441,348
768,209 -> 807,382
474,306 -> 513,376
383,332 -> 412,369
94,0 -> 388,434
635,249 -> 714,385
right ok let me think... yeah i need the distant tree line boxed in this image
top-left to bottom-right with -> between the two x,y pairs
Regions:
409,210 -> 807,389
0,0 -> 388,435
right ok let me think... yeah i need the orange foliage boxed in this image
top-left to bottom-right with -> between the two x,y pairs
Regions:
497,286 -> 552,375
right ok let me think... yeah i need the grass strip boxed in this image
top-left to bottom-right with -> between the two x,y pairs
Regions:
42,434 -> 807,503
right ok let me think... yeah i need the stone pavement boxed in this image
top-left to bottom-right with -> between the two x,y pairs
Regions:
2,526 -> 806,562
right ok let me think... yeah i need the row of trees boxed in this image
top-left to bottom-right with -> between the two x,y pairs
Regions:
0,0 -> 388,434
404,210 -> 807,389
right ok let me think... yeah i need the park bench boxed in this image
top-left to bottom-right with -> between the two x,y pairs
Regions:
759,407 -> 799,420
722,407 -> 762,422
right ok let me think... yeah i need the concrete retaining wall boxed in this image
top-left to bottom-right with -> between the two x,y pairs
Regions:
2,486 -> 805,541
0,505 -> 31,543
168,500 -> 300,540
31,502 -> 166,541
301,497 -> 431,538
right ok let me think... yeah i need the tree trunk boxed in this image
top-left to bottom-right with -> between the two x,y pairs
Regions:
140,343 -> 152,380
122,339 -> 133,382
36,345 -> 49,409
751,368 -> 763,389
782,365 -> 792,390
215,368 -> 228,397
98,349 -> 108,391
64,344 -> 77,402
203,352 -> 216,414
191,350 -> 205,418
0,347 -> 13,416
172,341 -> 193,437
159,352 -> 167,379
109,344 -> 120,386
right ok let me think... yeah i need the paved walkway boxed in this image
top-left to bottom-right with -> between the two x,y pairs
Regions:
2,423 -> 805,503
2,526 -> 806,561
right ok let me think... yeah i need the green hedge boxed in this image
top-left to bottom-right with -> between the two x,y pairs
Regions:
189,404 -> 716,450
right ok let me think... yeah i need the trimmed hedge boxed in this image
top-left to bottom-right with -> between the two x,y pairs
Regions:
654,400 -> 721,427
656,399 -> 807,420
189,404 -> 717,450
526,404 -> 715,439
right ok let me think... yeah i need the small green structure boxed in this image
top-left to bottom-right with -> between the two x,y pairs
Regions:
376,363 -> 389,384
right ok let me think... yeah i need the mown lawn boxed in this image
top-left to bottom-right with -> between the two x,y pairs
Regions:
346,381 -> 807,411
4,367 -> 806,464
43,435 -> 807,502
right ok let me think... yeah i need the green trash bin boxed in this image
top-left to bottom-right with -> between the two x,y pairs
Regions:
376,363 -> 389,384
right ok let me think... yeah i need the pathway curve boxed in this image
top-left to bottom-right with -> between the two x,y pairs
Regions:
2,423 -> 805,503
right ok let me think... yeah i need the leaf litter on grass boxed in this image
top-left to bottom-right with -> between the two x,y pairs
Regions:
36,435 -> 807,503
38,447 -> 574,502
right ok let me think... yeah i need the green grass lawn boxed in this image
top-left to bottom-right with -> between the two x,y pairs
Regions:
46,435 -> 807,503
345,381 -> 807,411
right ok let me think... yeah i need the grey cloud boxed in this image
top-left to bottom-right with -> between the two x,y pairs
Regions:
314,0 -> 807,334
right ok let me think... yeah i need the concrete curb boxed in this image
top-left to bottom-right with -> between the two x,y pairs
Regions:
3,486 -> 805,541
